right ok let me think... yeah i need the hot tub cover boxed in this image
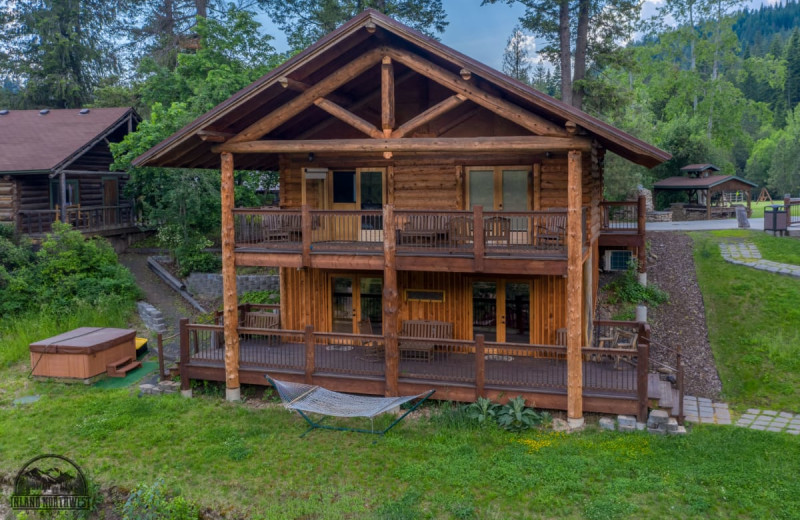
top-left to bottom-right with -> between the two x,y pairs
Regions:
29,327 -> 136,354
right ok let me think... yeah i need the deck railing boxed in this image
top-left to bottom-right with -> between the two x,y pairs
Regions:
600,198 -> 645,233
234,205 -> 579,258
17,204 -> 135,234
785,196 -> 800,227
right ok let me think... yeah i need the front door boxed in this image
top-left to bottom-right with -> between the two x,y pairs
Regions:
472,280 -> 531,343
103,178 -> 119,224
331,275 -> 383,334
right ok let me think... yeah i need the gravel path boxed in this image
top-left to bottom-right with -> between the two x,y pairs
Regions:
646,232 -> 722,399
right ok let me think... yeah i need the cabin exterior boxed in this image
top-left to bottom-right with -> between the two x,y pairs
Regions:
134,10 -> 670,425
0,108 -> 139,236
654,164 -> 757,220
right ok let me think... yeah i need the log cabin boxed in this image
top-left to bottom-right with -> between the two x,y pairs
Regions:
134,10 -> 671,425
0,107 -> 139,236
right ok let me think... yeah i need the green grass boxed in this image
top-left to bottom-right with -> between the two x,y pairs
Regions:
0,302 -> 135,369
1,380 -> 798,519
693,231 -> 800,411
747,201 -> 779,219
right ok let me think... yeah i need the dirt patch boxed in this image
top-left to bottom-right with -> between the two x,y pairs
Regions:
645,232 -> 722,399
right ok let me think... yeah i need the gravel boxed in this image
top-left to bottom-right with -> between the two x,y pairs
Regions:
645,232 -> 722,399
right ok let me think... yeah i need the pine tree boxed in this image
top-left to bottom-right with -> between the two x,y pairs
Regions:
785,28 -> 800,109
502,26 -> 533,84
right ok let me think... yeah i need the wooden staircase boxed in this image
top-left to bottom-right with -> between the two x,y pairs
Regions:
107,356 -> 142,378
648,372 -> 682,417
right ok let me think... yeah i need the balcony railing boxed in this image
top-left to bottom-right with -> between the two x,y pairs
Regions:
233,206 -> 590,259
600,196 -> 646,234
17,204 -> 136,235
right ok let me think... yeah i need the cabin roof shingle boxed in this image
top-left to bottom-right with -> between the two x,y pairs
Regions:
0,107 -> 133,174
133,9 -> 670,170
653,175 -> 758,190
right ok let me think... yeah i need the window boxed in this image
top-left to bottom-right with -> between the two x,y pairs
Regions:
604,250 -> 633,271
405,289 -> 445,302
332,170 -> 356,203
49,180 -> 79,208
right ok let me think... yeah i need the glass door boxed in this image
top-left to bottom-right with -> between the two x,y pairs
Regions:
504,282 -> 530,344
331,275 -> 383,334
468,167 -> 530,211
332,276 -> 355,333
472,281 -> 497,342
473,280 -> 531,344
359,277 -> 383,334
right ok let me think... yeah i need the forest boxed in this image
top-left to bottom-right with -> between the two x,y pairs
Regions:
2,0 -> 799,216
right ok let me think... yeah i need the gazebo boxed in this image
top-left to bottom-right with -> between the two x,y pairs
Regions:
654,166 -> 756,219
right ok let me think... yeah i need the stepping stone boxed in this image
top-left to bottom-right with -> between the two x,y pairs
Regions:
772,418 -> 789,426
736,420 -> 752,427
786,429 -> 800,436
779,412 -> 794,419
12,395 -> 41,406
713,402 -> 729,409
717,418 -> 731,425
763,410 -> 778,416
751,425 -> 766,430
740,414 -> 757,421
747,408 -> 761,414
767,426 -> 783,432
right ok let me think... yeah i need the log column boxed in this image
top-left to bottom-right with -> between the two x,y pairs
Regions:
383,204 -> 399,396
220,151 -> 241,401
566,150 -> 584,427
637,194 -> 647,286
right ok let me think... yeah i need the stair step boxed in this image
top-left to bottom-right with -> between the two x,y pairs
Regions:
107,357 -> 142,378
647,373 -> 662,399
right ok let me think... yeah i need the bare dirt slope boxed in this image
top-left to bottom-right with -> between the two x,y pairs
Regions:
646,232 -> 722,399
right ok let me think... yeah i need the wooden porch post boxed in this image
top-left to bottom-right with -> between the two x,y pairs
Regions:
220,151 -> 241,401
706,189 -> 711,220
637,194 -> 647,286
567,150 -> 584,427
59,170 -> 68,222
383,203 -> 399,396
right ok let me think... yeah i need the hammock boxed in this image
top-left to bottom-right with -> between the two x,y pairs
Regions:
266,376 -> 435,436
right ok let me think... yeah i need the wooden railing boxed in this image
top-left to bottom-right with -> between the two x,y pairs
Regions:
600,195 -> 646,233
17,204 -> 135,234
234,205 -> 576,259
180,319 -> 648,418
784,196 -> 800,227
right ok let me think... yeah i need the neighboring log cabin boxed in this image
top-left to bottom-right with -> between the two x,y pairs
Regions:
134,10 -> 671,424
0,107 -> 139,236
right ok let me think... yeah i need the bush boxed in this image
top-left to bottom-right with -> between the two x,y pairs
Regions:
239,290 -> 279,305
0,223 -> 139,315
607,261 -> 668,306
121,479 -> 198,520
496,396 -> 547,432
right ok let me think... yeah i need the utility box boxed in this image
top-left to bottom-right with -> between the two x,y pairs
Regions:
764,205 -> 787,232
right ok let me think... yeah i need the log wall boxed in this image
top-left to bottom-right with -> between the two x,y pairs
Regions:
279,268 -> 567,344
0,176 -> 17,224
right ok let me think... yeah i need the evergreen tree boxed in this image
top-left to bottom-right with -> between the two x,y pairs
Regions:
258,0 -> 448,51
785,28 -> 800,109
0,0 -> 121,108
502,26 -> 533,84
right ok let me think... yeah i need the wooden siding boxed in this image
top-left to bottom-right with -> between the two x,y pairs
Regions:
0,176 -> 16,224
279,268 -> 567,345
14,174 -> 128,211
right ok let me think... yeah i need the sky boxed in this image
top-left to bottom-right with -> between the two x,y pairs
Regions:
257,0 -> 778,72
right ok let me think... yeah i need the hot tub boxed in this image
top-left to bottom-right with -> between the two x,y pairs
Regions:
29,327 -> 136,381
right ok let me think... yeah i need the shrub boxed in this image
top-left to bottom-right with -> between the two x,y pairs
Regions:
496,396 -> 546,432
607,261 -> 668,306
239,290 -> 279,305
464,397 -> 499,425
121,479 -> 198,520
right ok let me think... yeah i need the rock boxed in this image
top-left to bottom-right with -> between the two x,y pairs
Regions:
647,409 -> 669,429
667,418 -> 679,433
648,427 -> 666,435
669,426 -> 688,435
617,415 -> 636,428
551,418 -> 570,432
599,417 -> 616,431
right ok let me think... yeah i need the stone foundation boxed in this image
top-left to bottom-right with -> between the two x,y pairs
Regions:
647,211 -> 672,222
186,272 -> 279,299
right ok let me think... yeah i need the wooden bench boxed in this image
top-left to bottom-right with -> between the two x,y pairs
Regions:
243,311 -> 280,329
399,320 -> 453,362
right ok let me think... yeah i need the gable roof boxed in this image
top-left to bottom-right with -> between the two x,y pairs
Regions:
653,175 -> 758,190
680,164 -> 720,173
0,107 -> 136,174
133,9 -> 670,170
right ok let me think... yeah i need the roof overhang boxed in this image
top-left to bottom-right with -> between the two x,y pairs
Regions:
133,10 -> 670,171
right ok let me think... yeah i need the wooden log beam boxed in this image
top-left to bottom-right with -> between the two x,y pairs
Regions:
391,94 -> 466,139
220,151 -> 241,400
228,48 -> 384,143
278,76 -> 309,92
214,136 -> 591,155
566,150 -> 583,423
382,56 -> 395,133
197,129 -> 235,142
313,97 -> 383,139
385,47 -> 569,137
383,204 -> 399,396
637,195 -> 647,274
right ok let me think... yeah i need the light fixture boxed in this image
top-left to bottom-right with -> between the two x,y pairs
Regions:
308,152 -> 314,162
304,168 -> 328,180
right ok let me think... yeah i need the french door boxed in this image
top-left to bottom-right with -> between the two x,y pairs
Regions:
472,279 -> 531,344
331,275 -> 383,334
466,167 -> 530,211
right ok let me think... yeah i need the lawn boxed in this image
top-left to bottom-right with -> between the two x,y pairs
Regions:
747,200 -> 779,219
692,230 -> 800,411
1,374 -> 799,519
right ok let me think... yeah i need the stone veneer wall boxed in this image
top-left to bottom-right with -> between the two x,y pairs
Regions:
186,272 -> 279,299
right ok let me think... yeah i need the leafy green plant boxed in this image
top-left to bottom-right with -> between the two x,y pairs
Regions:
606,260 -> 668,307
496,396 -> 544,432
121,479 -> 198,520
464,397 -> 499,426
239,290 -> 279,305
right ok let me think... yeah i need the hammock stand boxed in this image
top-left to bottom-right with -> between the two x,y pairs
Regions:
266,376 -> 435,437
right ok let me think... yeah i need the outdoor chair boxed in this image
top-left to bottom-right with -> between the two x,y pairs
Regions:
535,212 -> 566,249
448,215 -> 473,249
484,216 -> 511,246
359,317 -> 384,362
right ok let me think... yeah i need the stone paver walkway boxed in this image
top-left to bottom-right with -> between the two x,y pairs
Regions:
736,410 -> 800,435
683,395 -> 731,425
719,242 -> 800,277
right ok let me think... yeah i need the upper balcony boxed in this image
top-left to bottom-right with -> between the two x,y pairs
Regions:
234,206 -> 589,275
598,197 -> 646,248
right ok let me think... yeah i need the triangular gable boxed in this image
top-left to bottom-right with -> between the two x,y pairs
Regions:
133,9 -> 669,171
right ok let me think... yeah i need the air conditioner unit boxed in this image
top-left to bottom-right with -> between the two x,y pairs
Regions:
604,250 -> 633,271
304,168 -> 328,180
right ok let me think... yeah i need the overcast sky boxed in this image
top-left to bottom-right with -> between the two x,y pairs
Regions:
257,0 -> 778,72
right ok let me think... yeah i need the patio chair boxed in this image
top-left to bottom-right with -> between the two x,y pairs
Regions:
484,216 -> 511,246
608,330 -> 638,369
448,215 -> 473,249
359,317 -> 384,362
535,212 -> 566,249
